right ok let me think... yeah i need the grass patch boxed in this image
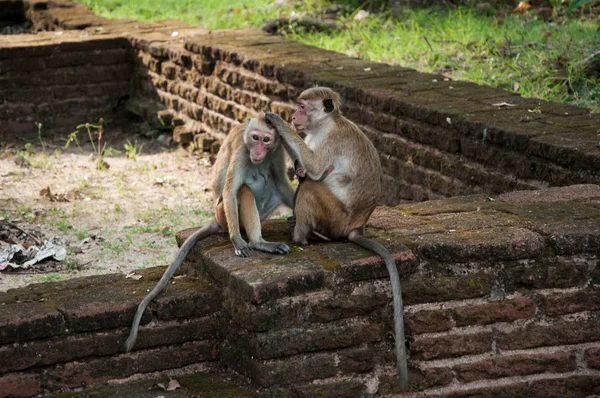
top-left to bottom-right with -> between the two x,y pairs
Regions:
76,0 -> 599,112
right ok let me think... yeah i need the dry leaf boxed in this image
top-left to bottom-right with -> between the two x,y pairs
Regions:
353,10 -> 369,21
125,272 -> 142,280
167,379 -> 181,391
512,82 -> 520,92
513,1 -> 531,12
40,186 -> 69,202
491,102 -> 517,108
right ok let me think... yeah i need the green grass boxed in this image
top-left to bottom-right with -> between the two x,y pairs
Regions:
76,0 -> 599,112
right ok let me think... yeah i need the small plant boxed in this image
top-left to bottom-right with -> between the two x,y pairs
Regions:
74,229 -> 88,240
66,119 -> 121,170
35,122 -> 46,152
124,139 -> 143,160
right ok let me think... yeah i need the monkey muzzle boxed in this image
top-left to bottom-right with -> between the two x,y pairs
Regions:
250,150 -> 266,164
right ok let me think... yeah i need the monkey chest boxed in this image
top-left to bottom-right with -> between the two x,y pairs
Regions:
243,166 -> 276,206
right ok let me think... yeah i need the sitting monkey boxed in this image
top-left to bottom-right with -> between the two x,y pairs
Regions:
265,88 -> 409,388
125,112 -> 295,352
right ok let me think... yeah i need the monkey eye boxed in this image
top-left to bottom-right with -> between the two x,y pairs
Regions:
252,134 -> 259,141
263,137 -> 270,143
299,104 -> 305,109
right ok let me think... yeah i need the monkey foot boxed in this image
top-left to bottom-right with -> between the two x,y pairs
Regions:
287,216 -> 296,239
250,241 -> 291,254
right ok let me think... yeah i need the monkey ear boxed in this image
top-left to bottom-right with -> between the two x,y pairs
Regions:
323,98 -> 335,113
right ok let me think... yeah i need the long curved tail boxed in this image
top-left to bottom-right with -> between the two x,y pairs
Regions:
124,219 -> 221,352
348,230 -> 409,389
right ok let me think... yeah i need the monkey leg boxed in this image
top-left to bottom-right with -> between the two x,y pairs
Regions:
293,179 -> 350,245
238,185 -> 291,255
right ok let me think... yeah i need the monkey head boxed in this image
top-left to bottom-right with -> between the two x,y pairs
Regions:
244,113 -> 279,164
292,87 -> 341,132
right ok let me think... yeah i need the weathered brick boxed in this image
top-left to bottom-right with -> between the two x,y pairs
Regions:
412,330 -> 492,360
222,345 -> 375,387
0,333 -> 94,374
453,298 -> 536,327
161,61 -> 177,79
44,355 -> 138,390
379,367 -> 454,395
407,309 -> 453,334
0,372 -> 41,398
454,351 -> 576,382
154,278 -> 221,320
0,302 -> 65,344
414,227 -> 545,262
497,320 -> 600,350
2,87 -> 54,103
505,259 -> 589,291
542,288 -> 600,316
403,273 -> 493,305
52,82 -> 128,100
137,340 -> 218,373
0,57 -> 45,72
54,287 -> 139,333
442,375 -> 600,398
585,347 -> 600,369
278,381 -> 367,398
236,318 -> 382,360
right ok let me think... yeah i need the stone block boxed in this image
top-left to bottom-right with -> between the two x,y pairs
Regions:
412,330 -> 493,360
496,319 -> 600,350
0,302 -> 65,345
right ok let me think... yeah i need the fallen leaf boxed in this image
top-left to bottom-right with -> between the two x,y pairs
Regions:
167,379 -> 181,391
125,272 -> 142,280
40,187 -> 69,203
491,102 -> 516,108
513,1 -> 531,12
353,10 -> 369,21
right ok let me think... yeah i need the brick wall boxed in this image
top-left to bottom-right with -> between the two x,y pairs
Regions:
2,185 -> 599,398
130,29 -> 600,205
175,184 -> 600,397
2,1 -> 598,204
0,269 -> 222,398
1,4 -> 600,396
0,32 -> 131,140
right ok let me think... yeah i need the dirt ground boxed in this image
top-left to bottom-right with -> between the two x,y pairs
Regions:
0,122 -> 225,292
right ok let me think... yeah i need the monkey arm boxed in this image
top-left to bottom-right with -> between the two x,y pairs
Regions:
223,148 -> 251,257
271,160 -> 295,209
265,112 -> 332,180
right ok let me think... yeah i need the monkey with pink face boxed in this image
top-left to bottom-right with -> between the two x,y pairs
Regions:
125,112 -> 295,352
265,88 -> 409,388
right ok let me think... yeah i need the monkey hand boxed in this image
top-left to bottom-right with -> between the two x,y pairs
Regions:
294,160 -> 306,178
250,241 -> 291,254
264,112 -> 288,132
232,236 -> 251,257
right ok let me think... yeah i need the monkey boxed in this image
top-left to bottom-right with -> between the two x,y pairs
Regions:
125,112 -> 296,353
265,88 -> 409,388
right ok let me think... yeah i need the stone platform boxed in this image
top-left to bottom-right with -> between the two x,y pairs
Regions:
1,184 -> 600,397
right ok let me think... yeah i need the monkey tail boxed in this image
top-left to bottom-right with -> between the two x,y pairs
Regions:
348,230 -> 409,389
124,219 -> 221,352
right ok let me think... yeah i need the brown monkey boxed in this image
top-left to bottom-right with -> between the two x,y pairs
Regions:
125,112 -> 295,352
265,88 -> 409,388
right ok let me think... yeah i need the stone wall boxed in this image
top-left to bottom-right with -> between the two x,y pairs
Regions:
1,185 -> 599,397
130,30 -> 600,204
1,1 -> 599,205
0,31 -> 131,140
1,2 -> 600,397
172,184 -> 600,397
0,268 -> 222,398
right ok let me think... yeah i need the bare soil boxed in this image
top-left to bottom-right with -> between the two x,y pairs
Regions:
0,123 -> 218,292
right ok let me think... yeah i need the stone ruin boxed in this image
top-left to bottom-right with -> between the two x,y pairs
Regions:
1,0 -> 600,397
